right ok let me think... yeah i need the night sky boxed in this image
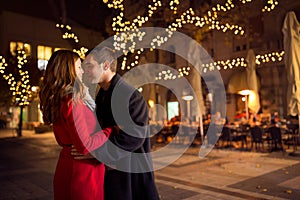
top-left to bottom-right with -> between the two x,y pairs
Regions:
0,0 -> 111,35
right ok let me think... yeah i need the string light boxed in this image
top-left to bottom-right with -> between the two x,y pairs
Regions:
0,51 -> 32,106
103,0 -> 279,70
155,50 -> 284,80
262,0 -> 279,12
200,50 -> 284,72
56,23 -> 79,43
73,47 -> 89,59
56,23 -> 89,59
255,50 -> 284,65
170,0 -> 179,14
106,0 -> 124,11
155,66 -> 191,80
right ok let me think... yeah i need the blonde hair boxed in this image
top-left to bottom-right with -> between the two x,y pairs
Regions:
39,50 -> 84,124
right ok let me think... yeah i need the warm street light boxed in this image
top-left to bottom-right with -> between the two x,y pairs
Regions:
238,89 -> 251,96
148,99 -> 154,108
238,89 -> 252,121
182,95 -> 194,119
182,95 -> 194,101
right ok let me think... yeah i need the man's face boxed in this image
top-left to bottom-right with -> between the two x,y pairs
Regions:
83,55 -> 104,84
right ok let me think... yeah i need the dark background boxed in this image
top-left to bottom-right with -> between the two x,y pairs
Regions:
0,0 -> 111,35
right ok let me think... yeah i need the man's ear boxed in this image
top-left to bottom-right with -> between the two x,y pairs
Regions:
103,61 -> 110,70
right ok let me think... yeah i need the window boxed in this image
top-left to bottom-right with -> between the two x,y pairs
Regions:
242,44 -> 247,50
37,45 -> 52,71
167,101 -> 179,121
10,41 -> 31,56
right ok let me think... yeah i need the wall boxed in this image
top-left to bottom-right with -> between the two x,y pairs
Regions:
0,11 -> 104,56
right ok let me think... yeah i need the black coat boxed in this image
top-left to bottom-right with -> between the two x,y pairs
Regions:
93,74 -> 160,200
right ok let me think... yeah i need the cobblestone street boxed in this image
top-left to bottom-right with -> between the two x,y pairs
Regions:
1,129 -> 300,200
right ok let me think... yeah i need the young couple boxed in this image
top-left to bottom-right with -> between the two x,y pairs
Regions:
39,47 -> 160,200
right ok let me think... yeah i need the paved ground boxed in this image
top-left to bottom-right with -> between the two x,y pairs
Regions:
0,128 -> 300,200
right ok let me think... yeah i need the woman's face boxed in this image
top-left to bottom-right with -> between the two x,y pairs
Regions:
75,58 -> 84,81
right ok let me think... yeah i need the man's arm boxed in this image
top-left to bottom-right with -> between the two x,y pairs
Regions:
93,89 -> 149,162
71,145 -> 94,159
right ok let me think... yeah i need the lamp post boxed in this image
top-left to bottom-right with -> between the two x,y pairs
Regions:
31,86 -> 43,123
238,89 -> 251,121
182,95 -> 194,120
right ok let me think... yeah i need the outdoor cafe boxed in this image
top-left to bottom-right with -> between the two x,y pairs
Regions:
149,82 -> 300,154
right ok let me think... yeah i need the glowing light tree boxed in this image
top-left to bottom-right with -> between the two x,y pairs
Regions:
0,50 -> 32,137
101,0 -> 280,72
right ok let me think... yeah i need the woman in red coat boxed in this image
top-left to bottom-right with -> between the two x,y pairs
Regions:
39,50 -> 111,200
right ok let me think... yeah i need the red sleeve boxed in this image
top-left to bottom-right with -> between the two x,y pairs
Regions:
63,100 -> 112,155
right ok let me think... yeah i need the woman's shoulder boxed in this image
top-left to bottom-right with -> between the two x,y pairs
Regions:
61,95 -> 90,116
60,94 -> 83,109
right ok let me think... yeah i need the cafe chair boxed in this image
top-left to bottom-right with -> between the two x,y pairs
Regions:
286,123 -> 299,150
269,126 -> 284,152
250,126 -> 266,151
219,126 -> 232,148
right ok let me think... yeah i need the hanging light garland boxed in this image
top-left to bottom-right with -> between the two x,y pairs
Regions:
73,47 -> 89,60
106,0 -> 124,10
255,50 -> 284,65
56,23 -> 88,59
170,0 -> 179,14
0,56 -> 8,75
103,0 -> 279,71
262,0 -> 279,12
0,51 -> 32,106
155,66 -> 191,80
56,23 -> 79,43
156,50 -> 284,80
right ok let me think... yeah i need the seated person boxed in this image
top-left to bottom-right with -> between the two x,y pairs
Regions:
271,112 -> 279,125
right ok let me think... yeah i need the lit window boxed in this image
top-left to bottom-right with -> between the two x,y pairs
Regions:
10,41 -> 31,56
37,45 -> 52,71
167,101 -> 179,121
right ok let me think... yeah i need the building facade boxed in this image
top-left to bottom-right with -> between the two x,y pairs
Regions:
1,0 -> 300,128
0,10 -> 104,128
129,0 -> 300,123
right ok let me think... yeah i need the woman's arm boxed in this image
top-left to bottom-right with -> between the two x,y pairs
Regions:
64,101 -> 112,155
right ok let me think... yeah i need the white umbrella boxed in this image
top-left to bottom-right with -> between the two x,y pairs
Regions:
282,11 -> 300,152
283,11 -> 300,116
187,41 -> 206,143
246,49 -> 260,114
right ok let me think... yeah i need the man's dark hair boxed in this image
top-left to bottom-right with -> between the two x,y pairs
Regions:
89,46 -> 117,72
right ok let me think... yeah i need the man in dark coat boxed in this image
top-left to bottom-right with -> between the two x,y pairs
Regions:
82,46 -> 160,200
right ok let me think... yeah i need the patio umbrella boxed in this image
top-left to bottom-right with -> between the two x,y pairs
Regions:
283,11 -> 300,117
246,49 -> 260,114
187,41 -> 206,143
282,11 -> 300,153
227,71 -> 250,93
227,68 -> 260,121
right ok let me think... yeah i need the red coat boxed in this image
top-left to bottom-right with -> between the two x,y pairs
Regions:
52,95 -> 111,200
